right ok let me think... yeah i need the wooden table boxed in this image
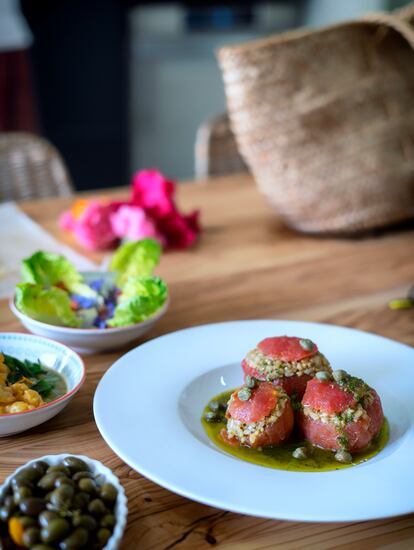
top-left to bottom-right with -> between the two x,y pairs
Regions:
1,173 -> 413,549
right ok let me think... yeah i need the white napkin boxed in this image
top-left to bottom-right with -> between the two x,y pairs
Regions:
0,202 -> 97,299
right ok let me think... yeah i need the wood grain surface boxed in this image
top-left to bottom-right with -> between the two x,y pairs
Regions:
1,173 -> 413,549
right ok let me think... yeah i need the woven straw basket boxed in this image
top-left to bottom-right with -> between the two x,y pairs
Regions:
218,5 -> 414,234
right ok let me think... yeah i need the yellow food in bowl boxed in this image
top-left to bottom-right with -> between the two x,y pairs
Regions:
0,355 -> 44,414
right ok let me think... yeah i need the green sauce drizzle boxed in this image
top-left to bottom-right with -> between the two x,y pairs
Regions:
202,389 -> 389,472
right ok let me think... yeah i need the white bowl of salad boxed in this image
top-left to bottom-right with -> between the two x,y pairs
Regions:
10,239 -> 169,353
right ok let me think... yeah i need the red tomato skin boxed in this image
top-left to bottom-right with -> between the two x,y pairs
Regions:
298,391 -> 383,452
221,400 -> 294,448
302,378 -> 356,414
253,401 -> 294,447
242,360 -> 311,399
226,382 -> 278,423
258,336 -> 318,362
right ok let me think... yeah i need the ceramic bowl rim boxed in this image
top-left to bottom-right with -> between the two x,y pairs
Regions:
9,295 -> 169,335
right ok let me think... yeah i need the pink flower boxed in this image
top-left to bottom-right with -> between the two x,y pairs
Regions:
131,170 -> 175,218
59,210 -> 76,231
59,169 -> 201,251
110,205 -> 164,244
157,209 -> 200,249
72,201 -> 118,251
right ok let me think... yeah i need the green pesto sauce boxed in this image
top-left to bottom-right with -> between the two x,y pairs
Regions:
40,368 -> 67,403
202,389 -> 389,472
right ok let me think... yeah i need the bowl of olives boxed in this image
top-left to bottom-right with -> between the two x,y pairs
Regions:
0,454 -> 127,549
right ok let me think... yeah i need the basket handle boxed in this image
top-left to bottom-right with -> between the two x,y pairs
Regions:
360,2 -> 414,50
393,2 -> 414,25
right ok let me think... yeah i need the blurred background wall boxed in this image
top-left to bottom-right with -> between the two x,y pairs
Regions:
0,0 -> 409,189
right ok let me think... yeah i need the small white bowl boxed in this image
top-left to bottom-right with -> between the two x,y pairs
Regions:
10,271 -> 169,354
0,333 -> 85,436
0,453 -> 128,550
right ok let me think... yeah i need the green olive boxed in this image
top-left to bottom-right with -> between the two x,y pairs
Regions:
100,483 -> 117,504
4,494 -> 14,505
96,527 -> 111,547
22,526 -> 40,547
50,485 -> 75,509
88,498 -> 106,516
17,465 -> 44,483
40,517 -> 70,543
62,457 -> 89,474
19,497 -> 46,516
13,485 -> 32,504
11,477 -> 33,491
46,466 -> 70,477
19,516 -> 37,528
72,514 -> 97,531
0,506 -> 12,522
72,471 -> 94,482
78,478 -> 97,495
31,461 -> 49,477
55,476 -> 75,488
39,511 -> 60,528
2,495 -> 15,513
71,492 -> 90,510
100,513 -> 116,529
59,527 -> 89,549
38,473 -> 60,491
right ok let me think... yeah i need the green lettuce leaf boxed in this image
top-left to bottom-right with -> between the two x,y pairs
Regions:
109,239 -> 162,287
15,283 -> 81,327
21,251 -> 96,297
107,276 -> 167,327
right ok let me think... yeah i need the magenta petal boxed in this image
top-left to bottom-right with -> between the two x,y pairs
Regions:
59,211 -> 76,231
131,169 -> 176,218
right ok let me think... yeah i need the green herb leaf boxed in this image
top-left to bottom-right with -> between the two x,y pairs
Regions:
336,435 -> 349,450
3,353 -> 45,380
31,373 -> 59,397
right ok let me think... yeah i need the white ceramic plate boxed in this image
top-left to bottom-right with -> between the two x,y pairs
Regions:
93,320 -> 414,522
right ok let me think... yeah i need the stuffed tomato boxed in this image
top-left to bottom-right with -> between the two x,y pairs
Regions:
299,371 -> 384,457
221,381 -> 294,448
242,336 -> 331,398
